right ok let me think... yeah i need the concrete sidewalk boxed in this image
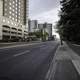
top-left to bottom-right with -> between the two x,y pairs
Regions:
45,42 -> 80,80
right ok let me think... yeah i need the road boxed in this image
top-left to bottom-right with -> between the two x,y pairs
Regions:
0,41 -> 59,80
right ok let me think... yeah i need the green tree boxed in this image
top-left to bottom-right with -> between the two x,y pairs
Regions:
57,0 -> 80,44
34,30 -> 43,38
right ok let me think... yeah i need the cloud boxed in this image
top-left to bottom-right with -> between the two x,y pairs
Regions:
30,6 -> 60,25
29,0 -> 61,17
29,0 -> 61,37
29,6 -> 60,36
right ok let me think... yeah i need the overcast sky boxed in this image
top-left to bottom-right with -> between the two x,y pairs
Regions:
29,0 -> 60,23
29,0 -> 61,37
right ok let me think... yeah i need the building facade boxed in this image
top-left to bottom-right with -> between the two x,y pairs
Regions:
0,0 -> 28,41
38,24 -> 44,30
38,23 -> 52,38
45,23 -> 52,38
28,20 -> 38,32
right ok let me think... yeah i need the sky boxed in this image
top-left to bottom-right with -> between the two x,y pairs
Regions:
29,0 -> 61,37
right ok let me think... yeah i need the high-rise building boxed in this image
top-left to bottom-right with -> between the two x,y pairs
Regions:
38,24 -> 44,30
44,23 -> 52,38
38,23 -> 52,38
28,20 -> 38,32
0,0 -> 28,41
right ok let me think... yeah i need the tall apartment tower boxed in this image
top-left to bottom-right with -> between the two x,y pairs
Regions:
0,0 -> 28,41
38,23 -> 52,38
28,20 -> 38,32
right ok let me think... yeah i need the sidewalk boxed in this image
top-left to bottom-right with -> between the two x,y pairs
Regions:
45,42 -> 80,80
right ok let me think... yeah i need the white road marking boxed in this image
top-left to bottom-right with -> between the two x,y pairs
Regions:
13,50 -> 30,57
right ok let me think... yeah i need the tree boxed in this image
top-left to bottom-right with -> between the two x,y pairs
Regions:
34,30 -> 43,38
28,30 -> 49,41
57,0 -> 80,44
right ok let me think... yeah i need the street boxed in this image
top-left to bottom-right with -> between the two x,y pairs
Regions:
0,41 -> 58,80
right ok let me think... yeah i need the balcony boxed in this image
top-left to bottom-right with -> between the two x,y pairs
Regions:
3,32 -> 10,36
2,27 -> 10,31
11,33 -> 17,36
11,32 -> 17,37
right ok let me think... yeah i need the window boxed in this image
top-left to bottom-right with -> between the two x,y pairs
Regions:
15,7 -> 17,10
18,9 -> 20,12
13,1 -> 15,4
15,0 -> 17,2
16,15 -> 17,17
18,13 -> 20,15
12,18 -> 15,20
15,24 -> 17,26
18,20 -> 20,23
9,11 -> 12,14
3,19 -> 6,22
19,2 -> 20,5
18,16 -> 20,19
5,9 -> 7,11
16,3 -> 17,6
9,16 -> 12,19
5,13 -> 7,16
12,5 -> 15,8
8,21 -> 10,24
9,3 -> 12,5
15,11 -> 18,14
9,7 -> 12,10
5,3 -> 7,6
19,6 -> 20,8
15,19 -> 17,21
11,22 -> 13,25
12,9 -> 15,12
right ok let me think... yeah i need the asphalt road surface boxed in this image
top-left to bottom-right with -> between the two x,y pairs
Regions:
0,41 -> 58,80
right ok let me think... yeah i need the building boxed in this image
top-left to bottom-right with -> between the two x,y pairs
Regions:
0,0 -> 28,41
28,20 -> 38,32
38,24 -> 44,30
38,23 -> 52,38
44,23 -> 52,38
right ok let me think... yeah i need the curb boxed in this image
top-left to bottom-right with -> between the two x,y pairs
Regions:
45,43 -> 80,80
71,43 -> 80,47
72,60 -> 80,75
45,45 -> 60,80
